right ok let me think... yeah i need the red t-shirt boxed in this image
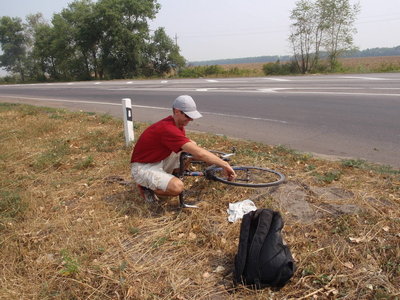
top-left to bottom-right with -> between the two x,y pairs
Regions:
131,116 -> 190,163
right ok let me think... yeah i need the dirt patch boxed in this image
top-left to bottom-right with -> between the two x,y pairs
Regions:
270,182 -> 362,223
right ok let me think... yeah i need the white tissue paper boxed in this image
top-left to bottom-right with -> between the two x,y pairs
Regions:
227,199 -> 257,223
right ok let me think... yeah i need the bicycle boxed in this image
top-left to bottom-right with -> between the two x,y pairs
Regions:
177,148 -> 286,208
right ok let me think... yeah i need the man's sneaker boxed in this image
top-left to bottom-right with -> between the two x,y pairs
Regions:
137,185 -> 159,203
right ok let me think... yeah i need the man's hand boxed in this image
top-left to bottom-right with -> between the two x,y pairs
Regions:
182,142 -> 237,181
224,165 -> 236,181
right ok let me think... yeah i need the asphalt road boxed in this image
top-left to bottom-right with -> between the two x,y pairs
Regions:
1,73 -> 399,168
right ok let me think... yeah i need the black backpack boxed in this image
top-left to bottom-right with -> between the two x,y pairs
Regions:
233,208 -> 296,289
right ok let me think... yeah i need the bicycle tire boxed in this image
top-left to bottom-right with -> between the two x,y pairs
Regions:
206,165 -> 285,187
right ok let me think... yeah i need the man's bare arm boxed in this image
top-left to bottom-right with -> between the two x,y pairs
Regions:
181,142 -> 236,180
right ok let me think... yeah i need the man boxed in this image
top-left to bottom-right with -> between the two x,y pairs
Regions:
131,95 -> 236,203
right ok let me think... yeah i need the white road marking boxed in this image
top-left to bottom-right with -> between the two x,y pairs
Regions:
342,76 -> 386,80
1,95 -> 122,107
161,80 -> 168,84
263,78 -> 290,81
106,86 -> 400,97
203,111 -> 288,124
258,88 -> 293,93
0,95 -> 289,124
206,79 -> 219,82
276,90 -> 400,97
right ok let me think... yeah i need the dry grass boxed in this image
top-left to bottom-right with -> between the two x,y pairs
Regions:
0,103 -> 399,299
219,56 -> 400,74
338,56 -> 400,72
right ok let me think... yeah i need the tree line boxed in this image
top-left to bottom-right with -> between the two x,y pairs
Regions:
0,0 -> 185,82
1,0 -> 387,81
192,46 -> 400,67
194,0 -> 363,76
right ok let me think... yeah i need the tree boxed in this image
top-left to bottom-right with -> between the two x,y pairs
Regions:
29,21 -> 59,80
0,17 -> 27,81
289,0 -> 324,73
57,0 -> 102,79
318,0 -> 360,70
289,0 -> 360,73
1,0 -> 186,81
24,13 -> 51,81
95,0 -> 160,79
146,28 -> 185,76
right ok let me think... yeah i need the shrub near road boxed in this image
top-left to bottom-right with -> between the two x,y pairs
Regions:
0,103 -> 399,299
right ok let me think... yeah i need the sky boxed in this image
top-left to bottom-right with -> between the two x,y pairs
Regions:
0,0 -> 400,62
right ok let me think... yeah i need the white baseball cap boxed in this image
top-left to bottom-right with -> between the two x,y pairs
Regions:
172,95 -> 202,119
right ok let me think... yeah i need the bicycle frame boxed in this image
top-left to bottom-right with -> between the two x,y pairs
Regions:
177,151 -> 232,208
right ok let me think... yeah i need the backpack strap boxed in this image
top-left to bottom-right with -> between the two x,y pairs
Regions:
258,212 -> 296,288
245,209 -> 274,287
233,210 -> 255,284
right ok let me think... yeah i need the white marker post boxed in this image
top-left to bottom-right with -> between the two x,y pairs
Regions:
122,98 -> 134,146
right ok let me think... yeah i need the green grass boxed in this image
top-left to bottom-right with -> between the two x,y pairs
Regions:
59,250 -> 80,277
0,190 -> 26,230
341,159 -> 400,175
313,170 -> 342,183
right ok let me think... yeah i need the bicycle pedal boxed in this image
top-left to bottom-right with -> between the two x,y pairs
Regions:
181,203 -> 199,208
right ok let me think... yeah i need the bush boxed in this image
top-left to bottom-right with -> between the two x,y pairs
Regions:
178,65 -> 225,78
0,75 -> 18,84
263,61 -> 298,75
204,65 -> 224,75
178,66 -> 205,78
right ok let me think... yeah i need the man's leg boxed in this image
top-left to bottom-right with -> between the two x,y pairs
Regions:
132,160 -> 184,200
154,177 -> 184,197
155,152 -> 185,196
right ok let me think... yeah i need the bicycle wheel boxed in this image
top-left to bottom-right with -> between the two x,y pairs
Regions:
206,166 -> 285,187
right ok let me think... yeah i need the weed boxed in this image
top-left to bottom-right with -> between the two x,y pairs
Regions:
313,170 -> 341,183
301,267 -> 315,276
273,144 -> 312,162
59,250 -> 80,276
313,274 -> 331,286
0,102 -> 18,112
129,227 -> 140,235
74,155 -> 94,170
48,112 -> 66,120
33,139 -> 70,170
342,159 -> 400,175
331,216 -> 352,235
0,190 -> 26,227
84,130 -> 124,152
152,236 -> 168,248
305,164 -> 316,172
341,159 -> 367,168
98,113 -> 114,124
118,261 -> 128,271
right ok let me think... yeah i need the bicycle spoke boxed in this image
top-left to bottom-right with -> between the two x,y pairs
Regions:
234,167 -> 280,184
208,166 -> 285,187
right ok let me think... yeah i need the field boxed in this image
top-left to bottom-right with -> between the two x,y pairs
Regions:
0,103 -> 399,299
218,56 -> 400,75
